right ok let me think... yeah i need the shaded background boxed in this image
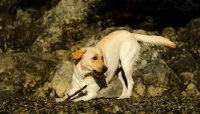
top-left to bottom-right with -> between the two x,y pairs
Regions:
0,0 -> 200,52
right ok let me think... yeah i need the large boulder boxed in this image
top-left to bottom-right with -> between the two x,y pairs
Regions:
0,53 -> 56,95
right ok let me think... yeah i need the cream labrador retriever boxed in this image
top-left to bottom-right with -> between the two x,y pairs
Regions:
56,47 -> 107,102
56,30 -> 175,102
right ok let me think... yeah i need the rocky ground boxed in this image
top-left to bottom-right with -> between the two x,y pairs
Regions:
0,95 -> 199,114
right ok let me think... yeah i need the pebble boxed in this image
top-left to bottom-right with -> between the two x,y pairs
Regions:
0,96 -> 199,113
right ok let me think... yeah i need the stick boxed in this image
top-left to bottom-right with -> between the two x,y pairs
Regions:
65,85 -> 87,101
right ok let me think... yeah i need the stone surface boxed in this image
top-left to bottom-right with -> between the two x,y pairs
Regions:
0,96 -> 199,113
0,53 -> 56,95
0,0 -> 200,101
51,61 -> 74,97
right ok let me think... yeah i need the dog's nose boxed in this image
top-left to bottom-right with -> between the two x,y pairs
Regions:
102,66 -> 107,73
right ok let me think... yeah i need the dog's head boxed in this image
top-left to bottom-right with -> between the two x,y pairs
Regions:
72,47 -> 107,77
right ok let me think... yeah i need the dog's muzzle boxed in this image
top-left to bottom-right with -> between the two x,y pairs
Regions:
93,66 -> 107,77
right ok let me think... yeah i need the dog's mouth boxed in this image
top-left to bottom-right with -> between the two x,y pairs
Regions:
93,66 -> 107,77
93,70 -> 104,77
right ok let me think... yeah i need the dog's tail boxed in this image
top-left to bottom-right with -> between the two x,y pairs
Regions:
132,33 -> 176,48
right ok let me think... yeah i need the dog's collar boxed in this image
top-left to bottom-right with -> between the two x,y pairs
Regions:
74,59 -> 81,66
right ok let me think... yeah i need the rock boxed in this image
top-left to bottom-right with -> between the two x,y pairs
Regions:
33,88 -> 46,98
134,77 -> 146,97
135,60 -> 182,97
186,18 -> 200,46
171,54 -> 197,75
185,18 -> 200,64
136,16 -> 157,30
0,48 -> 3,54
177,70 -> 200,97
133,29 -> 148,35
55,50 -> 67,60
180,72 -> 194,85
185,83 -> 200,97
51,61 -> 74,97
147,85 -> 167,97
161,27 -> 179,41
98,78 -> 122,98
142,60 -> 177,87
16,9 -> 32,26
177,27 -> 187,42
194,70 -> 200,91
0,53 -> 56,95
33,82 -> 53,97
31,0 -> 96,53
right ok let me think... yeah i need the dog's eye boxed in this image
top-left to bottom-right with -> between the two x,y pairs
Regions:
92,56 -> 98,60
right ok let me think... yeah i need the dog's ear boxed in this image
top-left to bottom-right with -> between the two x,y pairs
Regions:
71,48 -> 87,59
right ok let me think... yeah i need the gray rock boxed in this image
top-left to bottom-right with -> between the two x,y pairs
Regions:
186,18 -> 200,46
0,53 -> 56,95
171,54 -> 197,75
162,27 -> 179,41
51,61 -> 74,97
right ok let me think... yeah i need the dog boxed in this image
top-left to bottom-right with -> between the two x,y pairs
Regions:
55,47 -> 107,102
95,30 -> 175,99
56,30 -> 176,102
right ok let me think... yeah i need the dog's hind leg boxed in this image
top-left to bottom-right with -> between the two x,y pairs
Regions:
104,54 -> 120,84
117,69 -> 128,98
118,63 -> 134,99
105,68 -> 117,84
118,40 -> 140,99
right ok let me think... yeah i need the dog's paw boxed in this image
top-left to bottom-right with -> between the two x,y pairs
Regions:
72,99 -> 79,102
55,98 -> 65,102
117,96 -> 130,99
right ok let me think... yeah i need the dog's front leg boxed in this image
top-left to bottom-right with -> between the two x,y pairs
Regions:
73,91 -> 98,102
55,88 -> 78,102
73,86 -> 99,102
